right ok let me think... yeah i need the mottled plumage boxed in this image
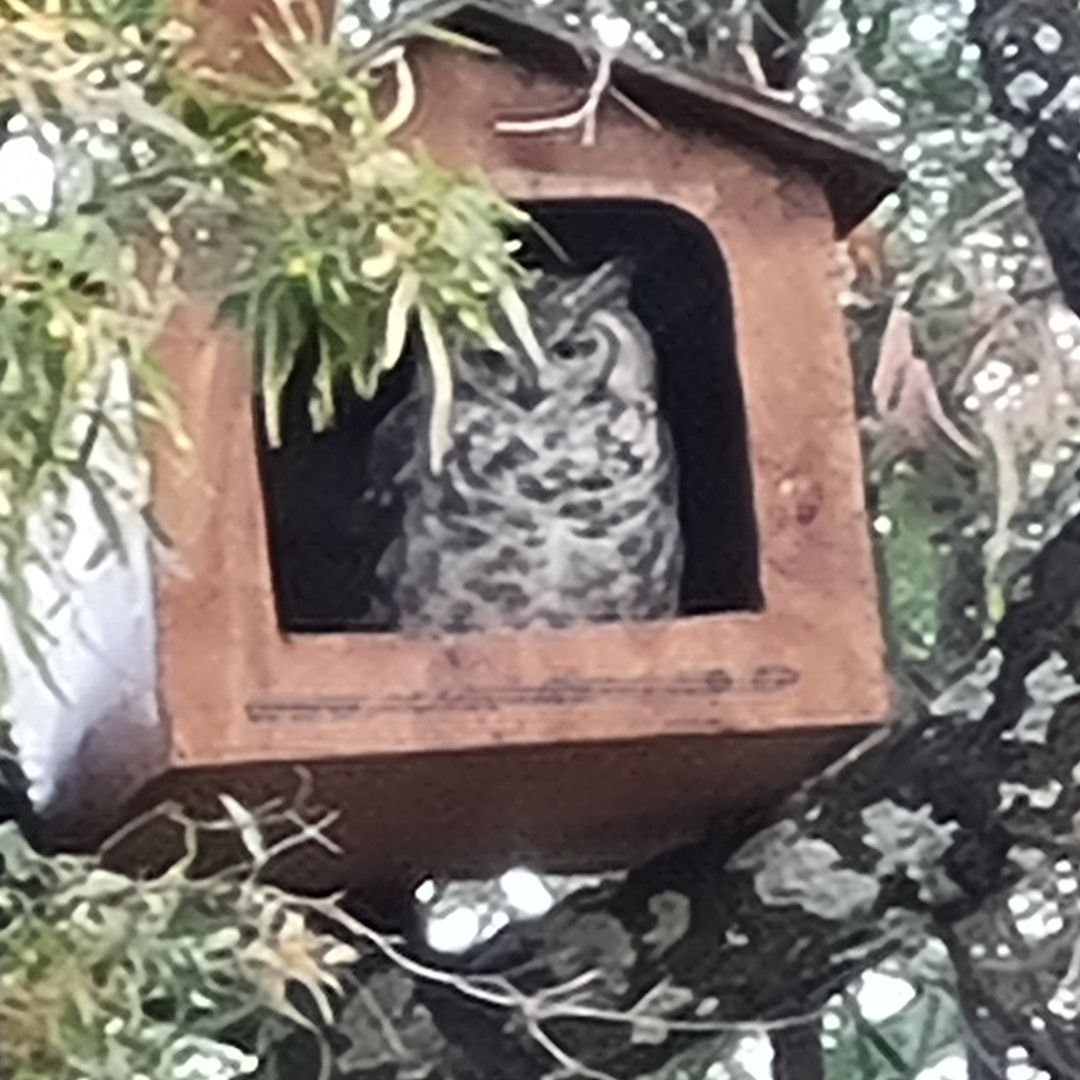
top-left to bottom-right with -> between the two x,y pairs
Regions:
370,259 -> 683,634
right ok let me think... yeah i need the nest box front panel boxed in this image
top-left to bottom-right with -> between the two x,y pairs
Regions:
150,36 -> 887,774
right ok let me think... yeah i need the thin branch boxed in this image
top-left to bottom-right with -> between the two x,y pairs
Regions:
497,50 -> 614,146
529,1017 -> 621,1080
307,894 -> 827,1038
495,46 -> 660,146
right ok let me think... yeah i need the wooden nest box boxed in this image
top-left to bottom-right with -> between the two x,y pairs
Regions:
84,1 -> 901,894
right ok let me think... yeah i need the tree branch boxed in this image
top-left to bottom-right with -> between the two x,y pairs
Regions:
970,0 -> 1080,318
309,501 -> 1080,1078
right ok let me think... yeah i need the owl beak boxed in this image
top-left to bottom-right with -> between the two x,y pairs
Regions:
513,358 -> 547,410
516,377 -> 546,411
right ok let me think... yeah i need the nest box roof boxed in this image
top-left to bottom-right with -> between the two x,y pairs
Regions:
369,0 -> 901,236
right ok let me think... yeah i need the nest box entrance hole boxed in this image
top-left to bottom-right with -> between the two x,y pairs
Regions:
255,197 -> 763,632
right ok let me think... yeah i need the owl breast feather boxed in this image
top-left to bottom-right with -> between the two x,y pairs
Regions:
388,392 -> 684,635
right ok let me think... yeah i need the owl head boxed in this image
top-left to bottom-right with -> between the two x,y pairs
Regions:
444,258 -> 655,411
531,258 -> 658,404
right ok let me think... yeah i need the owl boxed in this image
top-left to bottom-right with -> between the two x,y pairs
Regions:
367,258 -> 683,635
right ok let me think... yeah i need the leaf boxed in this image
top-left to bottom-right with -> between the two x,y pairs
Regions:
380,270 -> 419,372
219,793 -> 268,865
497,285 -> 547,375
877,468 -> 942,660
254,280 -> 300,448
413,24 -> 500,57
459,307 -> 510,356
72,867 -> 133,900
320,299 -> 377,399
101,81 -> 213,153
308,331 -> 335,433
0,821 -> 46,883
242,910 -> 344,1030
272,102 -> 335,132
374,49 -> 418,137
0,580 -> 68,703
74,465 -> 128,567
82,538 -> 114,572
872,303 -> 978,458
872,304 -> 919,418
261,371 -> 284,448
418,303 -> 454,475
849,1005 -> 911,1075
251,17 -> 317,97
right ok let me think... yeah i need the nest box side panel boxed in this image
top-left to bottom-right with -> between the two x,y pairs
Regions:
150,303 -> 274,761
119,727 -> 868,894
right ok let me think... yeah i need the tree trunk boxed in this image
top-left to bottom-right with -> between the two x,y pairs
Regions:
773,1022 -> 825,1080
970,0 -> 1080,317
968,1049 -> 1001,1080
753,0 -> 806,88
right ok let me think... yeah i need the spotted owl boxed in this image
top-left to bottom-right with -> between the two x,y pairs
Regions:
367,258 -> 683,635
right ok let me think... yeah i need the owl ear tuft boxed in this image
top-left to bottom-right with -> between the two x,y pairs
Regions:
582,256 -> 635,307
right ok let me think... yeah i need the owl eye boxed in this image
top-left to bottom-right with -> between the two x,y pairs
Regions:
553,337 -> 598,361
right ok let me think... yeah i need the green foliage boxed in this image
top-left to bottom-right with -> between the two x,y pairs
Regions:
163,15 -> 537,458
874,466 -> 944,663
203,87 -> 533,459
825,975 -> 961,1080
0,811 -> 358,1080
870,454 -> 986,673
798,0 -> 1080,679
0,209 -> 175,697
0,0 -> 540,693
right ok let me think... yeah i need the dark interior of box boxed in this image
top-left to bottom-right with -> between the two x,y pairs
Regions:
255,198 -> 763,632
